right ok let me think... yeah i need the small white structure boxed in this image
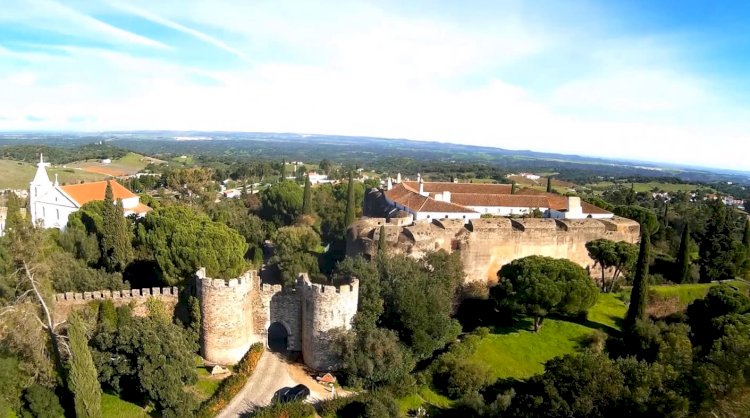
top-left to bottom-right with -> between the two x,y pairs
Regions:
101,158 -> 112,164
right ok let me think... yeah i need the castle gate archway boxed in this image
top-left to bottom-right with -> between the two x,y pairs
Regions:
267,322 -> 290,352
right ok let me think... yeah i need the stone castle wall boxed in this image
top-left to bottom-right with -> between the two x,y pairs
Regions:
259,282 -> 302,351
53,286 -> 179,324
347,216 -> 640,283
301,277 -> 359,371
196,268 -> 257,366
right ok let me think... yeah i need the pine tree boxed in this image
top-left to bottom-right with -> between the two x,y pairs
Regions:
624,230 -> 650,331
67,313 -> 102,418
378,225 -> 387,257
675,224 -> 691,283
302,174 -> 312,215
546,176 -> 553,193
100,181 -> 133,272
344,171 -> 355,229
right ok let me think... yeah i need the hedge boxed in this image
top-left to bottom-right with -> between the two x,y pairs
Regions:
195,343 -> 264,418
249,401 -> 316,418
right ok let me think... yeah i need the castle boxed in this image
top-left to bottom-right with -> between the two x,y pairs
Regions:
52,268 -> 359,371
348,179 -> 640,283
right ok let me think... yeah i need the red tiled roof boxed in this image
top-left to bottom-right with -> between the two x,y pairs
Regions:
59,181 -> 137,206
385,183 -> 477,213
402,181 -> 512,195
451,193 -> 550,208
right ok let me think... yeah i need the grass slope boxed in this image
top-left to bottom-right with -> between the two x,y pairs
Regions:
587,181 -> 707,193
101,393 -> 149,418
650,280 -> 750,305
398,386 -> 453,415
0,159 -> 106,189
469,293 -> 627,381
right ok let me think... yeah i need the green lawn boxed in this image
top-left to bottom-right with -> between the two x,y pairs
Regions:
650,280 -> 749,305
188,368 -> 223,402
101,393 -> 149,418
398,386 -> 453,415
468,293 -> 628,381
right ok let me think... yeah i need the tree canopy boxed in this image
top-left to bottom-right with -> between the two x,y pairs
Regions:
585,239 -> 638,292
495,256 -> 599,331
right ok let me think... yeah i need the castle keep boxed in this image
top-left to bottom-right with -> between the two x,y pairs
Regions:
347,216 -> 640,283
54,269 -> 359,371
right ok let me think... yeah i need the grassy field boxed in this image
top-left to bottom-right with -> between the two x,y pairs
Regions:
0,159 -> 107,189
187,367 -> 224,402
70,152 -> 160,176
587,181 -> 706,193
650,280 -> 749,305
397,386 -> 453,415
101,393 -> 149,418
468,293 -> 627,381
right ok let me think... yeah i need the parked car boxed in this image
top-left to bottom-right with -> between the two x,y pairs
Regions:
277,384 -> 310,403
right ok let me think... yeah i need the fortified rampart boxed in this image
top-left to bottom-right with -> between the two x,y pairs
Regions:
197,270 -> 359,370
347,216 -> 640,283
52,286 -> 179,324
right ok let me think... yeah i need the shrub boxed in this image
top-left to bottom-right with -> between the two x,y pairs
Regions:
250,401 -> 316,418
195,343 -> 264,418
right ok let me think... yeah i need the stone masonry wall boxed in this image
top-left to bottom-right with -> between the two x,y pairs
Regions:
197,268 -> 255,365
301,276 -> 359,371
347,216 -> 640,283
53,287 -> 179,324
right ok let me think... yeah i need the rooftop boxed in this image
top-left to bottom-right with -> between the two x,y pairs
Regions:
60,180 -> 138,206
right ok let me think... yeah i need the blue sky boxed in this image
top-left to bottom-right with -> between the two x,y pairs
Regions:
1,0 -> 749,170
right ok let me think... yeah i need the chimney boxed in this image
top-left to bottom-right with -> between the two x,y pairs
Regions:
387,177 -> 393,190
443,191 -> 451,203
566,196 -> 583,219
419,179 -> 428,196
396,173 -> 402,183
453,177 -> 458,184
417,172 -> 421,183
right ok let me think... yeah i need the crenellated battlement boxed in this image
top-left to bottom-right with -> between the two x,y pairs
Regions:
54,286 -> 179,302
196,267 -> 254,289
302,278 -> 359,294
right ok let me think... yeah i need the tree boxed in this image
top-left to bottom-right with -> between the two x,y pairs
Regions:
100,181 -> 133,272
614,205 -> 659,236
585,239 -> 638,292
91,307 -> 197,416
259,181 -> 303,227
136,206 -> 248,285
302,174 -> 313,215
546,176 -> 553,193
696,200 -> 743,282
319,159 -> 332,174
269,225 -> 321,285
21,384 -> 65,418
675,224 -> 692,283
742,219 -> 750,279
379,254 -> 461,359
67,313 -> 102,418
335,327 -> 414,389
511,182 -> 517,195
3,192 -> 25,234
495,256 -> 598,331
625,231 -> 650,332
344,171 -> 356,230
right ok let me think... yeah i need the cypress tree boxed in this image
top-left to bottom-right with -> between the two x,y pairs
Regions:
546,176 -> 553,193
675,224 -> 691,283
302,174 -> 312,215
279,159 -> 286,182
100,181 -> 133,272
67,313 -> 102,418
662,203 -> 669,227
378,225 -> 387,256
4,192 -> 24,233
344,171 -> 356,229
625,230 -> 650,331
511,182 -> 517,195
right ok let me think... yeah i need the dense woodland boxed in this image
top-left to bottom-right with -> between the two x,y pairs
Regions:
0,141 -> 749,418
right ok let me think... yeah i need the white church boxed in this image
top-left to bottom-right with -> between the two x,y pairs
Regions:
29,155 -> 151,229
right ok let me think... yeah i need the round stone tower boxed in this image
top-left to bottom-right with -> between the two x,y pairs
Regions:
196,268 -> 254,365
300,275 -> 359,371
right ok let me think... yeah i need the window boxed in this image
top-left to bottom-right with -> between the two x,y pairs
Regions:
56,209 -> 59,220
